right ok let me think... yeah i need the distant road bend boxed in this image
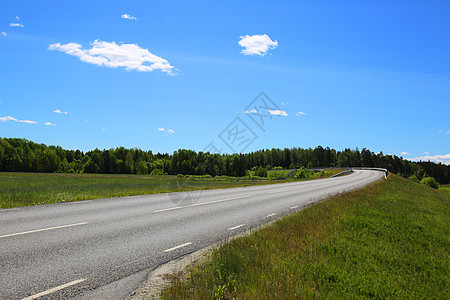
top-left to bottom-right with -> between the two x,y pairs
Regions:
0,170 -> 384,299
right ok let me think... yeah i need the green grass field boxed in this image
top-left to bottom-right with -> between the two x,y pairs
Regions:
0,173 -> 262,209
0,170 -> 344,209
161,174 -> 449,299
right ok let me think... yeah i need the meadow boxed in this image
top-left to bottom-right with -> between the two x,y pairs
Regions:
0,170 -> 341,209
161,174 -> 449,299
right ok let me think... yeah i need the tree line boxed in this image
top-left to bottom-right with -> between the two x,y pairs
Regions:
1,137 -> 448,184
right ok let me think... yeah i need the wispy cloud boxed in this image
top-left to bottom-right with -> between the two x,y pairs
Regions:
424,152 -> 429,154
44,122 -> 56,126
9,23 -> 23,28
268,109 -> 288,116
121,14 -> 137,20
1,32 -> 6,37
407,154 -> 450,165
15,16 -> 20,20
238,34 -> 278,56
158,127 -> 174,134
447,130 -> 450,134
400,152 -> 409,156
48,40 -> 176,75
296,111 -> 306,116
0,115 -> 37,124
243,109 -> 261,114
53,109 -> 68,114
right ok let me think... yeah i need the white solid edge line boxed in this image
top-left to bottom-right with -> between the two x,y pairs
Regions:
164,242 -> 193,252
290,206 -> 299,209
0,208 -> 19,212
229,224 -> 245,230
0,222 -> 88,239
154,195 -> 251,213
22,278 -> 86,300
266,213 -> 277,218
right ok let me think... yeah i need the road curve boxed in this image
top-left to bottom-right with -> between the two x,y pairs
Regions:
0,170 -> 383,299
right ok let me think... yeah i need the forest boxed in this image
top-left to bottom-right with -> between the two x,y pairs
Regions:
0,137 -> 448,184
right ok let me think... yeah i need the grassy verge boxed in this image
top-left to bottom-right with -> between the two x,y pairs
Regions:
0,170 -> 343,209
161,174 -> 449,299
440,184 -> 450,192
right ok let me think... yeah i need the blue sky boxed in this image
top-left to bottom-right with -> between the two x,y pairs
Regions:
1,1 -> 449,164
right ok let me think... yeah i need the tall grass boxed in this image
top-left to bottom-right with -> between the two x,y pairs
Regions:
161,174 -> 449,299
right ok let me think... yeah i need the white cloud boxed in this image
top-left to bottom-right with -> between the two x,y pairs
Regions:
0,115 -> 37,124
438,129 -> 442,132
53,109 -> 68,114
243,109 -> 261,114
48,40 -> 176,74
1,32 -> 6,37
400,152 -> 409,156
407,154 -> 450,165
9,23 -> 23,28
20,120 -> 38,124
238,34 -> 278,56
424,152 -> 429,154
268,109 -> 288,116
15,16 -> 20,20
121,14 -> 137,20
0,116 -> 18,122
296,112 -> 306,116
281,101 -> 287,106
447,130 -> 450,134
44,122 -> 56,126
158,127 -> 174,134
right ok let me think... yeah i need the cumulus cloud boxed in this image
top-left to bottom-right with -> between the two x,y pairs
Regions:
268,109 -> 288,116
424,152 -> 429,154
167,129 -> 174,134
0,115 -> 37,124
44,122 -> 56,126
53,109 -> 68,114
48,40 -> 176,74
1,32 -> 6,37
158,128 -> 165,131
400,152 -> 409,156
296,112 -> 306,116
9,23 -> 23,28
407,154 -> 450,165
121,14 -> 137,20
238,34 -> 278,56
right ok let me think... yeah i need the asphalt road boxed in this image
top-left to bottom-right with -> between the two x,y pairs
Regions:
0,170 -> 383,299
